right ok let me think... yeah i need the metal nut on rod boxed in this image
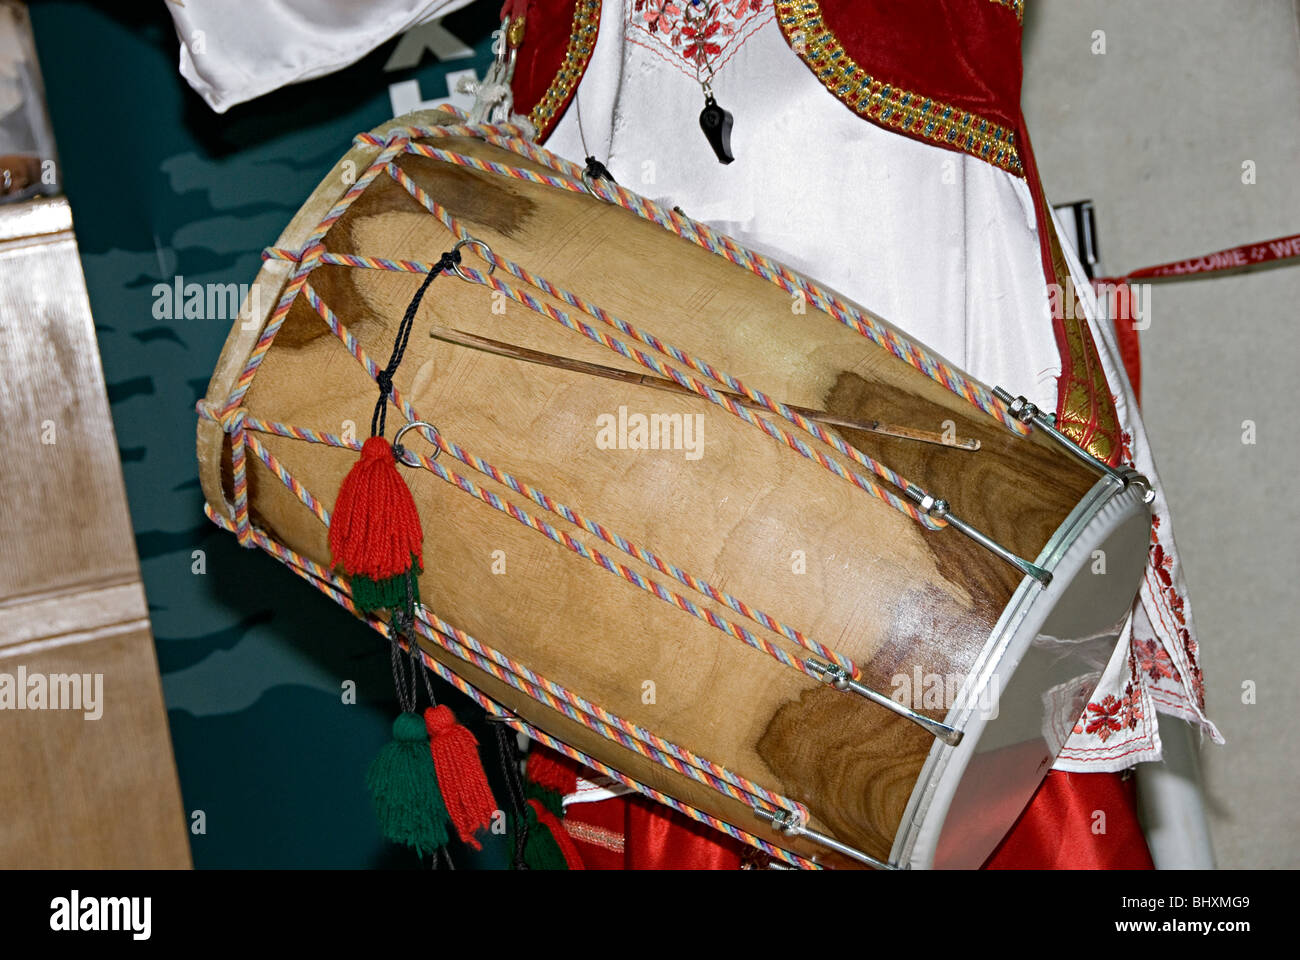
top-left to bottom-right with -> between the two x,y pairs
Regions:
993,386 -> 1156,502
1002,391 -> 1039,424
772,809 -> 804,837
905,484 -> 1052,588
752,806 -> 896,870
806,658 -> 964,746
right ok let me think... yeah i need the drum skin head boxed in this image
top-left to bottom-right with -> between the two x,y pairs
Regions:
892,477 -> 1152,869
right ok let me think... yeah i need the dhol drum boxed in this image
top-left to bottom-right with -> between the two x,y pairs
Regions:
197,109 -> 1153,870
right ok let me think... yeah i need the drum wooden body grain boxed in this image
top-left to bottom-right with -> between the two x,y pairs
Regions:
199,112 -> 1144,868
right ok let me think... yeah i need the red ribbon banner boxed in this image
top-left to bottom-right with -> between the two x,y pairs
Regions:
1101,231 -> 1300,282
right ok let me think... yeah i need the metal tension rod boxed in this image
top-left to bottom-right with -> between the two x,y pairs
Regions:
753,807 -> 897,870
805,657 -> 964,746
904,485 -> 1053,588
992,386 -> 1155,503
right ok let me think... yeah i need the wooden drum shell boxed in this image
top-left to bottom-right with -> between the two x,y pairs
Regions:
199,112 -> 1107,868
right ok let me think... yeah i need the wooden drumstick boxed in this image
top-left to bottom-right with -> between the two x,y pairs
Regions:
429,326 -> 980,451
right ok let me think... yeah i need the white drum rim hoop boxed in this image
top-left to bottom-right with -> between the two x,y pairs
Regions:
889,475 -> 1151,869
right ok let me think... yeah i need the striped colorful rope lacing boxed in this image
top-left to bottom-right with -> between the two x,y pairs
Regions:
203,109 -> 1016,869
198,501 -> 818,870
220,390 -> 841,684
380,160 -> 936,526
349,114 -> 1028,436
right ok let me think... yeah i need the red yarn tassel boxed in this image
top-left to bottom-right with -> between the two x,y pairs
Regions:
425,705 -> 498,850
329,436 -> 424,612
525,744 -> 580,796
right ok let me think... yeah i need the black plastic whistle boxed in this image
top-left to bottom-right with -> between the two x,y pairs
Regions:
698,95 -> 735,165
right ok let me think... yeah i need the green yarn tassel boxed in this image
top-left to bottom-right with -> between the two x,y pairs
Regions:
366,711 -> 450,856
520,804 -> 569,871
524,781 -> 565,819
349,560 -> 421,614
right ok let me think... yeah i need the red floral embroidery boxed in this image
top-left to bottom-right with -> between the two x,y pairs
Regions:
1142,496 -> 1205,710
1168,589 -> 1186,626
681,15 -> 724,62
1064,408 -> 1207,753
631,0 -> 767,75
1186,651 -> 1205,708
1120,682 -> 1144,731
1150,541 -> 1173,588
639,1 -> 682,34
1118,427 -> 1134,467
1072,680 -> 1143,741
1084,695 -> 1123,741
1134,637 -> 1175,682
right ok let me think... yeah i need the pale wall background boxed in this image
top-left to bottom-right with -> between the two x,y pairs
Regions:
1022,0 -> 1300,868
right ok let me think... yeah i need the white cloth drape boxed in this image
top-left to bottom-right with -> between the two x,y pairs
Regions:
168,0 -> 476,113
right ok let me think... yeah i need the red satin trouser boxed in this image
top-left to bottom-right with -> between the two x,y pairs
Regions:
559,770 -> 1153,870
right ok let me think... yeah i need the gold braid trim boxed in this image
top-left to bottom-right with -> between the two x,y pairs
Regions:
1045,217 -> 1120,464
775,0 -> 1024,177
988,0 -> 1025,24
528,0 -> 601,141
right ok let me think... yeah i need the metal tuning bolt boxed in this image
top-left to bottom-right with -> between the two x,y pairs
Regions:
905,485 -> 1053,588
993,387 -> 1155,500
805,657 -> 963,746
753,807 -> 896,870
1117,465 -> 1157,504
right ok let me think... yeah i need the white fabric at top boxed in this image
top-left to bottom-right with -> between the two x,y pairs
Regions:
167,0 -> 476,113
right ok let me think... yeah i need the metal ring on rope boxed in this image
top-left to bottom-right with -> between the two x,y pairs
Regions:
392,419 -> 441,466
451,236 -> 496,282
